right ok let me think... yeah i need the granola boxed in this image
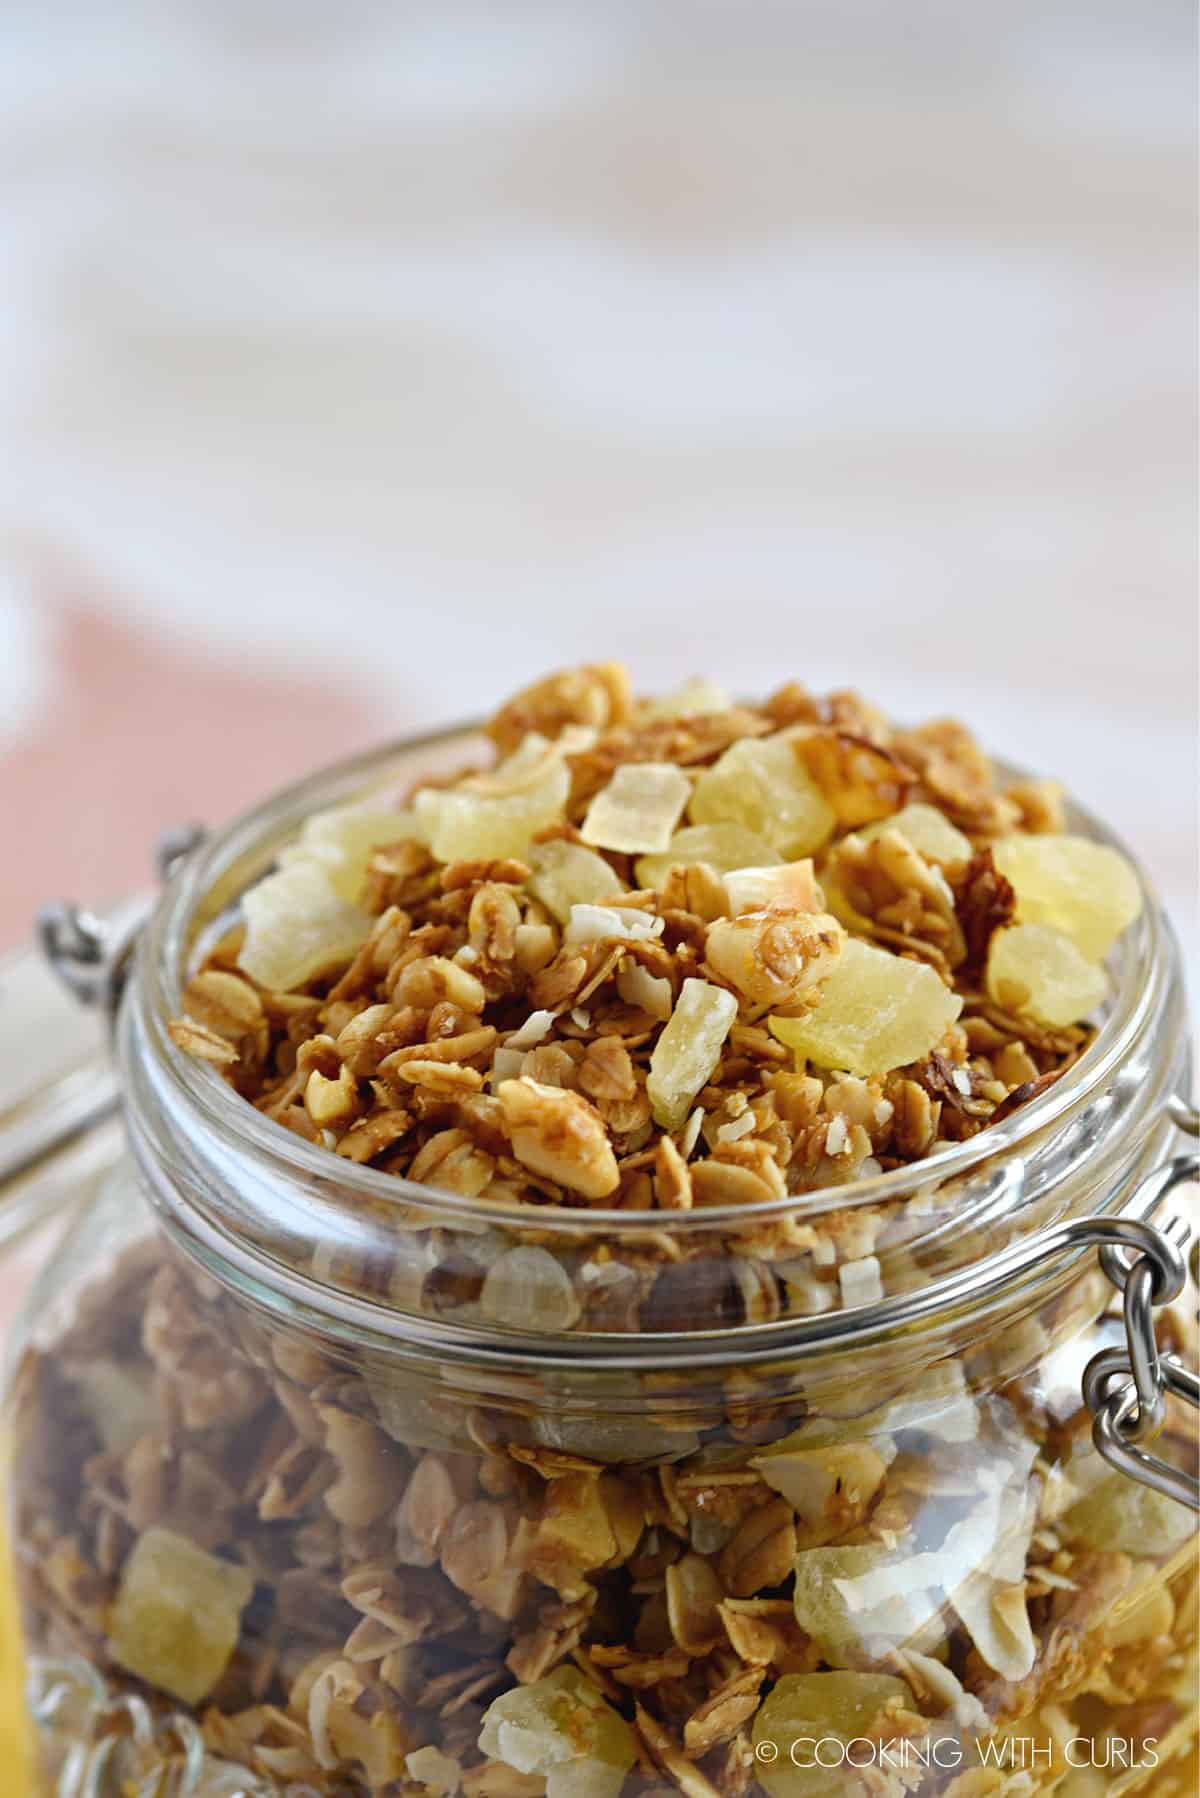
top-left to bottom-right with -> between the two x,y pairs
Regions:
8,666 -> 1194,1798
164,664 -> 1143,1336
10,1242 -> 1197,1797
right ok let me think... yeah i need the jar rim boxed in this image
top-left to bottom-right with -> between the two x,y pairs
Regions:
117,720 -> 1186,1361
132,719 -> 1172,1235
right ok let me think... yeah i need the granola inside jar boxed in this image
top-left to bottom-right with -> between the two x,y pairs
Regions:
7,669 -> 1199,1798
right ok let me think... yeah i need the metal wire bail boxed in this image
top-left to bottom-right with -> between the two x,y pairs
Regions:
1082,1131 -> 1199,1511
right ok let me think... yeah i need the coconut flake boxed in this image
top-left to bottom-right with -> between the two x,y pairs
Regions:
896,1650 -> 991,1734
581,762 -> 691,854
680,1106 -> 705,1157
564,904 -> 665,946
616,958 -> 673,1021
724,859 -> 821,917
489,1047 -> 526,1089
953,1576 -> 1036,1682
506,1009 -> 556,1050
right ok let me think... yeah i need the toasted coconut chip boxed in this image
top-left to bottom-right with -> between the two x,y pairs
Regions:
581,762 -> 692,854
564,904 -> 666,946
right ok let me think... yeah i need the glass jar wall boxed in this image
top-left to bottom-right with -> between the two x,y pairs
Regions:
3,733 -> 1196,1798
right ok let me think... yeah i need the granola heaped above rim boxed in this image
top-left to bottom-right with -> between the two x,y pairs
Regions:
171,663 -> 1141,1229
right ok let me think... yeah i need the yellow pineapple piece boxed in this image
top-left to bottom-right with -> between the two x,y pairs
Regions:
646,977 -> 737,1130
279,803 -> 418,899
581,762 -> 692,854
1063,1474 -> 1195,1557
752,1672 -> 915,1797
689,733 -> 836,857
414,759 -> 569,862
635,822 -> 779,888
478,1665 -> 637,1798
238,860 -> 369,991
992,833 -> 1142,961
859,802 -> 972,868
108,1528 -> 254,1705
527,839 -> 623,922
792,1543 -> 935,1667
643,676 -> 732,718
986,923 -> 1107,1027
769,936 -> 962,1075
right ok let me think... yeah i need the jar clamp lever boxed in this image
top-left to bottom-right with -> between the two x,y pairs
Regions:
1080,1104 -> 1199,1511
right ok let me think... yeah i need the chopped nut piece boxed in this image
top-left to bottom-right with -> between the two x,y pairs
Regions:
486,661 -> 631,753
704,908 -> 844,1011
794,729 -> 917,827
497,1077 -> 620,1199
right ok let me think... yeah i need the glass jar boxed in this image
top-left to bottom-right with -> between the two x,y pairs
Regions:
5,726 -> 1198,1798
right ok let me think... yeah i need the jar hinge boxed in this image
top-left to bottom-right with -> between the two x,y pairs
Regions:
1081,1134 -> 1198,1512
38,825 -> 208,1030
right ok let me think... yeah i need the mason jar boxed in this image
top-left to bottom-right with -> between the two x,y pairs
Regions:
4,726 -> 1198,1798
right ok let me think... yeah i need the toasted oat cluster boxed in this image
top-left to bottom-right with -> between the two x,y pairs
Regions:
172,664 -> 1139,1239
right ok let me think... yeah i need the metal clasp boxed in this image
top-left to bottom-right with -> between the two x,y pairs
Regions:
1082,1105 -> 1199,1511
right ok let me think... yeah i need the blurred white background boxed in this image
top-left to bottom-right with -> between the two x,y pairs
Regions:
0,1 -> 1195,974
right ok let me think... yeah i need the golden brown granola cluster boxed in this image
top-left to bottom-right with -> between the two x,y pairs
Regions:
171,665 -> 1106,1215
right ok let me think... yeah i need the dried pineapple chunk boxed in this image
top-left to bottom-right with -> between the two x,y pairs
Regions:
769,936 -> 962,1076
108,1527 -> 254,1705
279,804 -> 417,900
986,923 -> 1107,1028
643,676 -> 732,718
792,1543 -> 933,1667
478,1665 -> 636,1798
859,802 -> 972,868
753,1673 -> 915,1798
581,762 -> 691,854
527,840 -> 623,922
238,860 -> 370,991
646,977 -> 737,1130
1063,1474 -> 1195,1557
414,759 -> 569,862
635,822 -> 779,888
992,833 -> 1142,961
689,733 -> 836,857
